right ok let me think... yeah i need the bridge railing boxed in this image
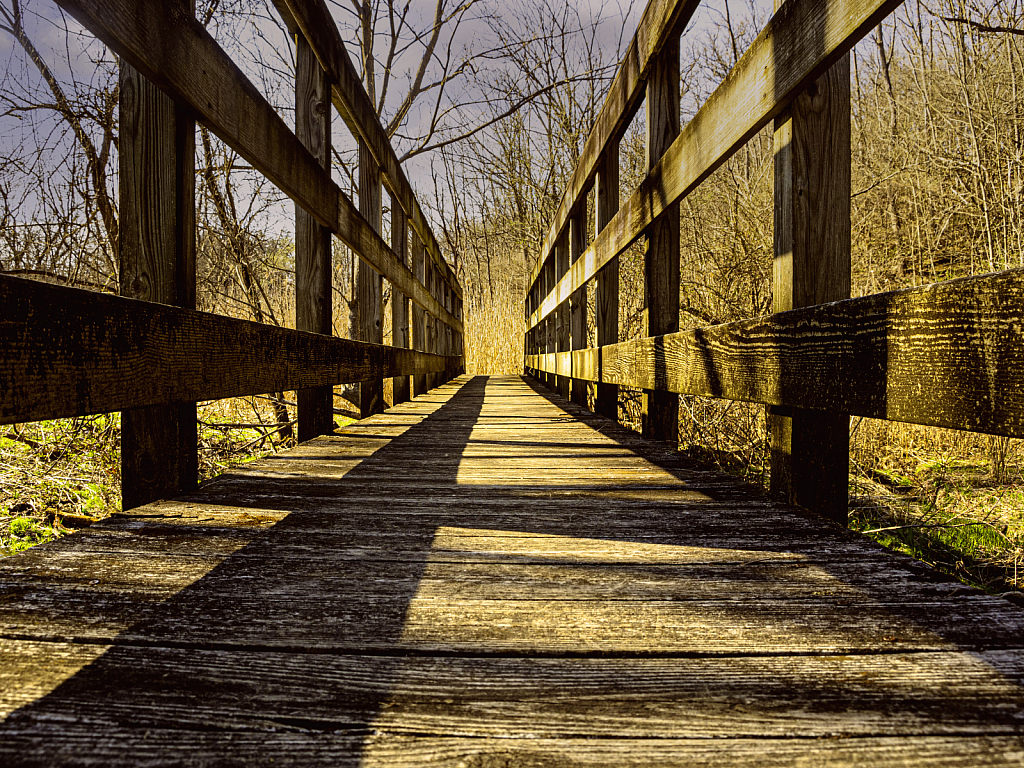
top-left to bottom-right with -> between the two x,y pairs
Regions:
523,0 -> 1024,523
1,0 -> 464,509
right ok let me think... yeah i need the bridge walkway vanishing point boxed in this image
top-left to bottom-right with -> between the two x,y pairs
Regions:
1,375 -> 1024,765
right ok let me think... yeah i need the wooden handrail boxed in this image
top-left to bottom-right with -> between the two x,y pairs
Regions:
525,0 -> 902,331
526,268 -> 1024,439
524,0 -> 1024,523
0,275 -> 458,426
272,0 -> 461,301
57,0 -> 462,333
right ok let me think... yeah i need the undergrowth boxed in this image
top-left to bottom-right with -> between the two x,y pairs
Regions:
0,395 -> 355,556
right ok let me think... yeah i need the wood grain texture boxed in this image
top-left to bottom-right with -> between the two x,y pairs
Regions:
526,0 -> 902,332
527,0 -> 702,291
295,33 -> 334,442
0,275 -> 460,424
1,375 -> 1023,765
118,57 -> 197,510
56,0 -> 462,334
769,52 -> 852,521
526,266 -> 1024,438
274,0 -> 461,300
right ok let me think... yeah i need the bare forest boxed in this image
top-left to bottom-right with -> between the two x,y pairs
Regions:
1,0 -> 1023,592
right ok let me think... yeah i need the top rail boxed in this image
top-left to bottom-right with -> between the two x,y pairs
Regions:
57,0 -> 462,332
272,0 -> 461,300
525,0 -> 901,328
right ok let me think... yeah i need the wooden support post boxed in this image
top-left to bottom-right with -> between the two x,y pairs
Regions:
595,142 -> 620,421
391,197 -> 410,404
556,234 -> 570,400
357,138 -> 383,417
770,48 -> 852,524
642,40 -> 680,443
427,260 -> 437,391
569,204 -> 587,408
545,255 -> 556,391
118,9 -> 196,511
295,32 -> 333,441
411,232 -> 428,396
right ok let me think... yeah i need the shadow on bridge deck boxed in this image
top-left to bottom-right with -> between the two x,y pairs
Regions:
0,375 -> 1022,765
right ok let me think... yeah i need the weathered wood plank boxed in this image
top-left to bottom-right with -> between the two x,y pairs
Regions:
528,268 -> 1024,438
295,32 -> 334,442
527,0 -> 903,330
0,275 -> 459,424
55,0 -> 462,333
3,641 -> 1024,739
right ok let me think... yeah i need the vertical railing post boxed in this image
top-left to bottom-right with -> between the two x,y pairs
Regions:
427,260 -> 438,391
391,199 -> 410,404
642,40 -> 681,443
770,45 -> 851,524
357,139 -> 384,417
295,31 -> 333,441
118,0 -> 196,510
569,204 -> 587,408
411,232 -> 428,396
595,142 -> 620,421
545,255 -> 556,391
555,233 -> 570,400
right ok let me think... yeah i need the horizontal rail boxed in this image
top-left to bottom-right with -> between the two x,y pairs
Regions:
526,269 -> 1024,438
0,276 -> 458,425
56,0 -> 462,333
529,0 -> 700,289
527,0 -> 900,331
273,0 -> 461,300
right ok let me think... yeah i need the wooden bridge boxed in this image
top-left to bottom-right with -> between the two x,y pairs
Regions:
2,0 -> 1024,764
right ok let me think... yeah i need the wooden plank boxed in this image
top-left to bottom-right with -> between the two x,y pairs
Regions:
4,640 -> 1024,739
358,138 -> 384,417
641,40 -> 680,443
392,200 -> 411,404
594,145 -> 620,421
527,267 -> 1024,438
55,0 -> 461,333
528,0 -> 703,290
3,375 -> 1024,763
769,49 -> 851,522
118,53 -> 197,511
0,275 -> 460,424
295,32 -> 334,442
527,0 -> 903,332
274,0 -> 461,300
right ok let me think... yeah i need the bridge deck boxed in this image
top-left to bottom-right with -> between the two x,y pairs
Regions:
0,375 -> 1023,765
